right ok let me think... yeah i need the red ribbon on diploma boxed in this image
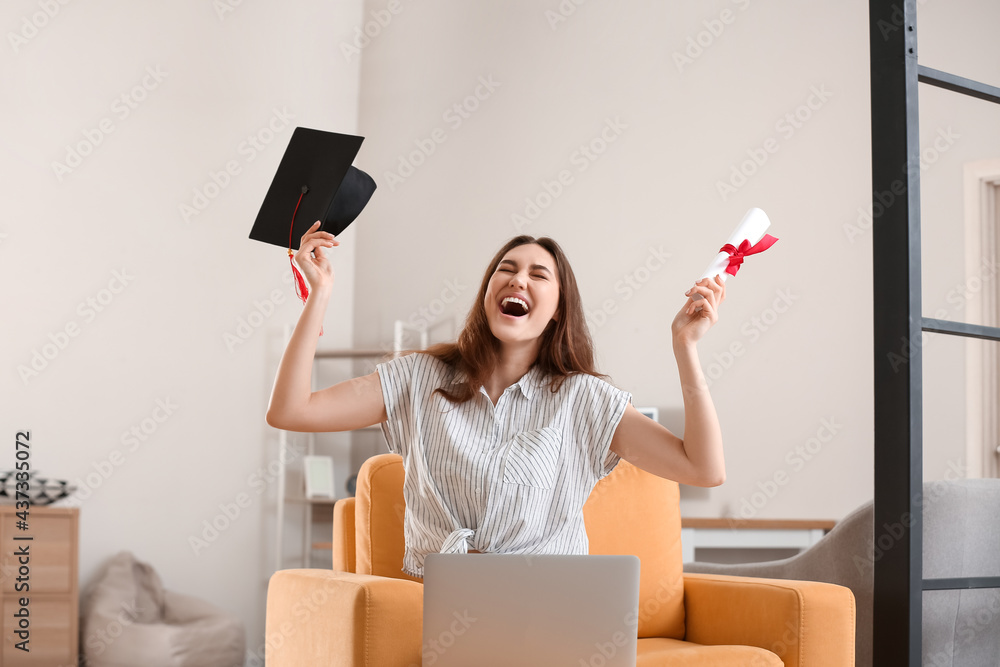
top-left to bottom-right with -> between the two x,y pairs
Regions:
720,234 -> 779,276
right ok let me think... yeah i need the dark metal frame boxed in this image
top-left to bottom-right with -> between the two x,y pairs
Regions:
870,1 -> 1000,664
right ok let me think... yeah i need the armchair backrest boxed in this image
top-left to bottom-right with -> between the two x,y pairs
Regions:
351,453 -> 686,639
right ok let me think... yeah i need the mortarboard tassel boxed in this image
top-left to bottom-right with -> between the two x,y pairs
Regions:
287,249 -> 310,301
287,186 -> 323,336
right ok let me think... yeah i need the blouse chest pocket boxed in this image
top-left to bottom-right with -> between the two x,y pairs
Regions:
502,427 -> 562,489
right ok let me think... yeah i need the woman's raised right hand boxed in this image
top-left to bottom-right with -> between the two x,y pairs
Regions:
293,220 -> 339,294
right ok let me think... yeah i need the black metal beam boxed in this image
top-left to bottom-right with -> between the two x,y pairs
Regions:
923,577 -> 1000,591
921,317 -> 1000,341
918,66 -> 1000,105
870,1 -> 923,665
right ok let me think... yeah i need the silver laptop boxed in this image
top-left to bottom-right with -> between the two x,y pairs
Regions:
422,553 -> 640,667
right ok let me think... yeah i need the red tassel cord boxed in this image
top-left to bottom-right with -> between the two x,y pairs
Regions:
287,188 -> 323,336
288,249 -> 309,301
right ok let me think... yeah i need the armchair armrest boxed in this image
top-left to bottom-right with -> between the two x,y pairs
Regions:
332,497 -> 356,572
266,569 -> 423,667
683,573 -> 855,667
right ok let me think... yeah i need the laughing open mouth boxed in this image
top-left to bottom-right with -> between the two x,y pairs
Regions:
500,296 -> 530,317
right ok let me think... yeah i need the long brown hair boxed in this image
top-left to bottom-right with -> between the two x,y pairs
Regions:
410,235 -> 608,404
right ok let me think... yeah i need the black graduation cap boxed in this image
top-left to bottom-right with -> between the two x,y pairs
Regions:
249,127 -> 376,251
249,127 -> 376,336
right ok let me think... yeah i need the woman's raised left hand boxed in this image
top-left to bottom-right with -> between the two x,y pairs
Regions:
671,275 -> 726,346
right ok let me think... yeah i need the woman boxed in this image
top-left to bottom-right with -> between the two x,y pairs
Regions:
266,221 -> 726,577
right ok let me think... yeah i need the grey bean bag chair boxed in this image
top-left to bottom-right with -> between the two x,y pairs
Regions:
684,479 -> 1000,667
81,550 -> 245,667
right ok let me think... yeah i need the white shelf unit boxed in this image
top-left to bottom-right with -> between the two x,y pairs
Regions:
273,322 -> 428,571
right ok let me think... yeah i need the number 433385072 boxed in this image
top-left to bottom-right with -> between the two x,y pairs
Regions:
15,431 -> 30,523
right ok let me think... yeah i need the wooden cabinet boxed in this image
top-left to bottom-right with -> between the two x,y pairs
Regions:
0,507 -> 78,667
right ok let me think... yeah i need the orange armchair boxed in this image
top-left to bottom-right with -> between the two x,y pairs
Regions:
266,454 -> 855,666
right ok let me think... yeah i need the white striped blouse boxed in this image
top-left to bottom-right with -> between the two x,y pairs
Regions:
376,351 -> 632,578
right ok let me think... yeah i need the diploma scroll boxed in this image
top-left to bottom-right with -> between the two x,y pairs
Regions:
691,207 -> 776,301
